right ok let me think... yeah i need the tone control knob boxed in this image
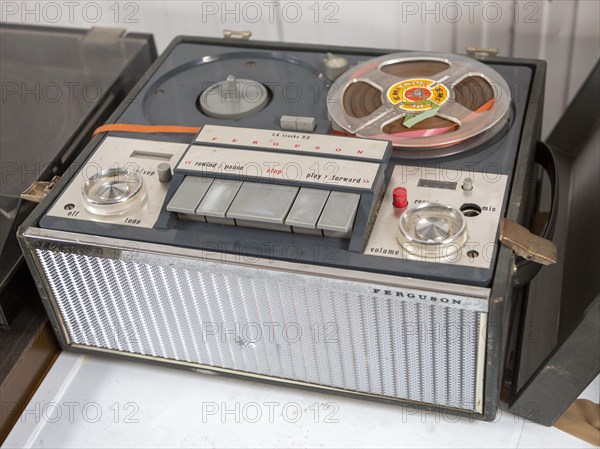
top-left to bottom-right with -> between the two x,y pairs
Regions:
82,167 -> 146,216
396,202 -> 467,258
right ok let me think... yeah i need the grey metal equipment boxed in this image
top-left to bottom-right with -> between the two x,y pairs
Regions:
17,36 -> 549,423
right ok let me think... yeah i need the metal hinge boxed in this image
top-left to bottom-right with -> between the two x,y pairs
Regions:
84,27 -> 127,44
21,176 -> 61,203
223,30 -> 252,40
499,218 -> 558,265
467,47 -> 499,58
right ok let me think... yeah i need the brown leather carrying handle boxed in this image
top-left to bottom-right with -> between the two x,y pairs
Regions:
513,141 -> 559,287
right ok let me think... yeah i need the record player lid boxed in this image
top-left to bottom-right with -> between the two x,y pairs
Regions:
0,23 -> 154,299
0,24 -> 148,199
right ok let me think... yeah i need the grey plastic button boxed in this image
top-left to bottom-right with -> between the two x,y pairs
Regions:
280,116 -> 316,132
157,163 -> 172,182
227,182 -> 298,224
195,179 -> 243,218
462,177 -> 474,191
236,220 -> 292,233
280,115 -> 298,131
293,226 -> 323,236
317,191 -> 361,234
296,117 -> 316,132
177,213 -> 206,223
285,188 -> 330,229
166,176 -> 214,214
206,216 -> 235,225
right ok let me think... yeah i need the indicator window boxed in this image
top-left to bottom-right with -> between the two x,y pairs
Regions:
417,179 -> 457,190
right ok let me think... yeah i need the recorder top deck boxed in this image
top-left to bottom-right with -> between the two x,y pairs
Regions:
35,37 -> 536,289
18,35 -> 547,422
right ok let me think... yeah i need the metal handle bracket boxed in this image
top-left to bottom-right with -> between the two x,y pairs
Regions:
21,176 -> 61,203
500,218 -> 558,265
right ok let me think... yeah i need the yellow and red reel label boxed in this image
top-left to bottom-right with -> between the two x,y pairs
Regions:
387,78 -> 449,112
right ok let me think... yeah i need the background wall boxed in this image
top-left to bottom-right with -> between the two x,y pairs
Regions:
2,0 -> 599,137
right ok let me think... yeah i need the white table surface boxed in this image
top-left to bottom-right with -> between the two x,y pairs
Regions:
3,352 -> 598,448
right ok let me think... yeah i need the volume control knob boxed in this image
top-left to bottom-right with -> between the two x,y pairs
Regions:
396,202 -> 467,258
415,216 -> 451,242
82,167 -> 146,216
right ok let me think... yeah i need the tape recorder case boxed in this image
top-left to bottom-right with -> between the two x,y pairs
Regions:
18,36 -> 547,420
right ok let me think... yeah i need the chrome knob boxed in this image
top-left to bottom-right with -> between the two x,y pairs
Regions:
82,167 -> 145,216
415,216 -> 451,242
96,180 -> 131,201
397,202 -> 467,258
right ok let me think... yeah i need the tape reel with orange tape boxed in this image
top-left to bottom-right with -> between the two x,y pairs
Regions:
327,53 -> 512,158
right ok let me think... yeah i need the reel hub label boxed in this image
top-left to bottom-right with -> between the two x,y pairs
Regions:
387,78 -> 449,111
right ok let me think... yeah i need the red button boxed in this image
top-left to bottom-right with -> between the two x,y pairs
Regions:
393,187 -> 408,208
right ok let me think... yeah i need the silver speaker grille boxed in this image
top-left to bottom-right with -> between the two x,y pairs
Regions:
36,249 -> 484,412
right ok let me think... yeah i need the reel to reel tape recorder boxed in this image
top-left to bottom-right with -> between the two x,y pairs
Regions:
19,36 -> 547,420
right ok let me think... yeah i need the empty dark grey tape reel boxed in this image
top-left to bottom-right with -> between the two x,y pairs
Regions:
199,75 -> 270,119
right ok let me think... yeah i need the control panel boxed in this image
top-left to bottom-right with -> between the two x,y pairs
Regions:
43,126 -> 506,270
366,165 -> 508,268
158,125 -> 392,251
44,137 -> 188,227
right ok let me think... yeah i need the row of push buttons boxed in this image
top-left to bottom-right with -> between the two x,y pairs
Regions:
166,176 -> 360,238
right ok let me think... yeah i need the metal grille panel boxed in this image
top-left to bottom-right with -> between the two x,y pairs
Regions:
36,249 -> 484,412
